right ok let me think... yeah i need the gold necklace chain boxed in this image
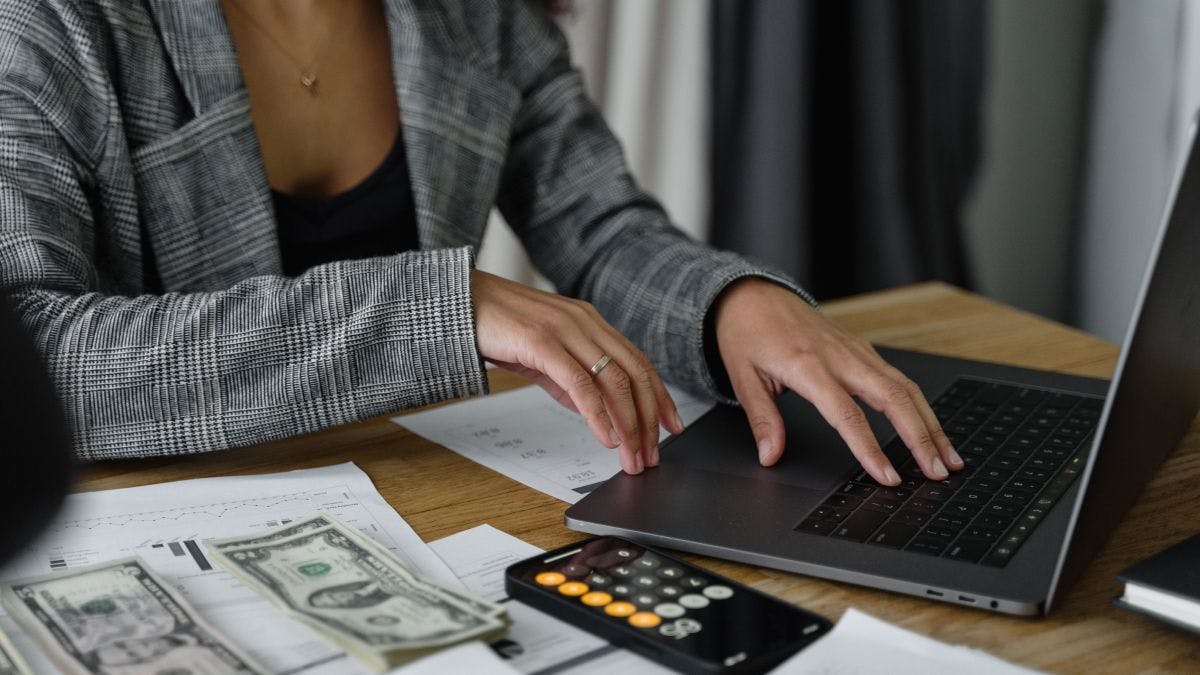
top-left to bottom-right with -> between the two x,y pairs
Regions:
225,1 -> 337,96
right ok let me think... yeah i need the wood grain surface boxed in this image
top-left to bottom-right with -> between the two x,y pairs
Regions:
76,282 -> 1200,673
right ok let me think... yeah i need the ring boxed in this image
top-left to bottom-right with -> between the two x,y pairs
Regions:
589,354 -> 613,377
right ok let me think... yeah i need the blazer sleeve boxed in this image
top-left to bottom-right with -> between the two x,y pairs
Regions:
492,0 -> 817,403
0,87 -> 487,461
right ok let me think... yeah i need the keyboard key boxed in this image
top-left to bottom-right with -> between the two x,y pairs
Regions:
973,513 -> 1013,530
922,525 -> 958,540
914,484 -> 953,501
811,505 -> 852,522
978,467 -> 1014,482
907,498 -> 941,514
1007,478 -> 1043,493
933,513 -> 969,531
831,510 -> 888,542
895,510 -> 932,526
964,526 -> 1000,542
838,483 -> 876,498
1019,468 -> 1051,482
945,538 -> 992,563
974,384 -> 1017,404
936,474 -> 969,490
905,537 -> 949,556
985,456 -> 1021,471
824,494 -> 864,510
995,490 -> 1034,506
983,502 -> 1021,518
958,442 -> 996,458
861,497 -> 903,515
997,445 -> 1034,460
981,545 -> 1017,567
963,477 -> 1001,493
944,502 -> 981,517
870,522 -> 920,549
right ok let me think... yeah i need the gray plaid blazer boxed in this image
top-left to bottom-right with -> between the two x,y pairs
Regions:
0,0 -> 811,460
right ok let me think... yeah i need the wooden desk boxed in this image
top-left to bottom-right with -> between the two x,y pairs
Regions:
77,282 -> 1200,674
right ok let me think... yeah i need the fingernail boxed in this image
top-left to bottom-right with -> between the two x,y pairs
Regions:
884,466 -> 901,485
608,427 -> 621,447
931,457 -> 949,479
672,411 -> 684,433
649,445 -> 660,467
757,439 -> 772,464
633,454 -> 644,474
946,448 -> 964,468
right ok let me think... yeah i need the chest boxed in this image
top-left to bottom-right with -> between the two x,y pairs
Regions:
221,0 -> 401,200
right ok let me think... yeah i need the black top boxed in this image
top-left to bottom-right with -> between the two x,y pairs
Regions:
272,130 -> 419,277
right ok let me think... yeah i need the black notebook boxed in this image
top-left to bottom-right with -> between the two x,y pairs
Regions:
1114,531 -> 1200,635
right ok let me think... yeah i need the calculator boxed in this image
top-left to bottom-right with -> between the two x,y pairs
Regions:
505,536 -> 831,673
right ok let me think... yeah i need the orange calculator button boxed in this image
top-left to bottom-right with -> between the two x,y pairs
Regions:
629,612 -> 662,628
604,601 -> 637,617
535,572 -> 566,586
558,581 -> 589,597
581,591 -> 613,607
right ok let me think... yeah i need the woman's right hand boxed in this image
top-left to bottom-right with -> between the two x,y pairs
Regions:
471,269 -> 684,474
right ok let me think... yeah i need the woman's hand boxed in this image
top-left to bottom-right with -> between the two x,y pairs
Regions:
713,278 -> 962,485
472,270 -> 684,474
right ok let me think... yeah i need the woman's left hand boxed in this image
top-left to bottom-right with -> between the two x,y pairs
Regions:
712,278 -> 963,486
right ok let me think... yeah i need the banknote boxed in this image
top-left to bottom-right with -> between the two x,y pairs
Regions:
0,626 -> 32,675
205,512 -> 508,671
0,557 -> 267,675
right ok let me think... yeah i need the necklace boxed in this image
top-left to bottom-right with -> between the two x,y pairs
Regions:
225,1 -> 336,96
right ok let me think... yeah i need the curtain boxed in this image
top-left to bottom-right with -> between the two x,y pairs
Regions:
710,0 -> 986,300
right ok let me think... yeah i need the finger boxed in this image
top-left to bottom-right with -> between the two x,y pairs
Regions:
728,366 -> 785,466
881,365 -> 962,470
789,364 -> 900,486
848,365 -> 949,481
536,344 -> 627,461
569,347 -> 643,474
582,303 -> 684,437
612,351 -> 663,468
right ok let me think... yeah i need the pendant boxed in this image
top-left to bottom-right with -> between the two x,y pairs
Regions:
300,72 -> 318,95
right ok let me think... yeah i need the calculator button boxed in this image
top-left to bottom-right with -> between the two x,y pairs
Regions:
581,591 -> 612,607
605,601 -> 637,617
658,585 -> 681,598
558,582 -> 589,597
616,548 -> 637,559
702,585 -> 734,600
682,576 -> 707,589
561,563 -> 590,578
612,565 -> 635,578
633,575 -> 658,589
629,612 -> 662,628
654,603 -> 685,619
657,567 -> 684,580
679,594 -> 710,609
632,593 -> 659,607
634,555 -> 661,569
535,572 -> 566,586
610,584 -> 633,597
586,573 -> 612,588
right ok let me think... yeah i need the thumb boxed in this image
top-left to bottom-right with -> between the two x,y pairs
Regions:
730,367 -> 786,466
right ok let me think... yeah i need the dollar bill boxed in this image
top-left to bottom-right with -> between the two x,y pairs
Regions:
0,625 -> 33,675
0,557 -> 267,675
205,512 -> 508,672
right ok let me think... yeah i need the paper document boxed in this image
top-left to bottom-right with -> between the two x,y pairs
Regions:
0,463 -> 459,675
385,641 -> 519,674
770,608 -> 1041,674
429,525 -> 672,674
395,385 -> 714,503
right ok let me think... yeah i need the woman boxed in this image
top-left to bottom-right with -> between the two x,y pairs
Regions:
0,0 -> 960,485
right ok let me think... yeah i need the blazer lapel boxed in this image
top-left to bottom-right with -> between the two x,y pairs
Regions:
384,0 -> 520,251
139,0 -> 281,288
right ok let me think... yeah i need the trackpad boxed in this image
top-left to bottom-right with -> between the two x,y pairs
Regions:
660,392 -> 879,492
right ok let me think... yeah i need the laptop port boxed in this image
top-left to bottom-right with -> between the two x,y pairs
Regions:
958,595 -> 976,603
926,589 -> 944,597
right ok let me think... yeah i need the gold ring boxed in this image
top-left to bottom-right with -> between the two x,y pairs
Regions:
589,354 -> 612,376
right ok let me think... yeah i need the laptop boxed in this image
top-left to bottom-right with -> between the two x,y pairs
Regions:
565,132 -> 1200,616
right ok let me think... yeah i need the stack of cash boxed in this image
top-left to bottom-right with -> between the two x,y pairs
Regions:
204,512 -> 509,672
0,626 -> 32,675
0,558 -> 267,675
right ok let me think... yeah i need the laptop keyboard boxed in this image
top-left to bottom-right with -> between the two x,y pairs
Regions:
796,377 -> 1102,567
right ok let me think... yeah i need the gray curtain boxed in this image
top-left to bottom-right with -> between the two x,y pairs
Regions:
710,0 -> 986,300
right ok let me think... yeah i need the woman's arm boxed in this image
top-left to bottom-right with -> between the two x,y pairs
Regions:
0,86 -> 487,460
487,0 -> 957,484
